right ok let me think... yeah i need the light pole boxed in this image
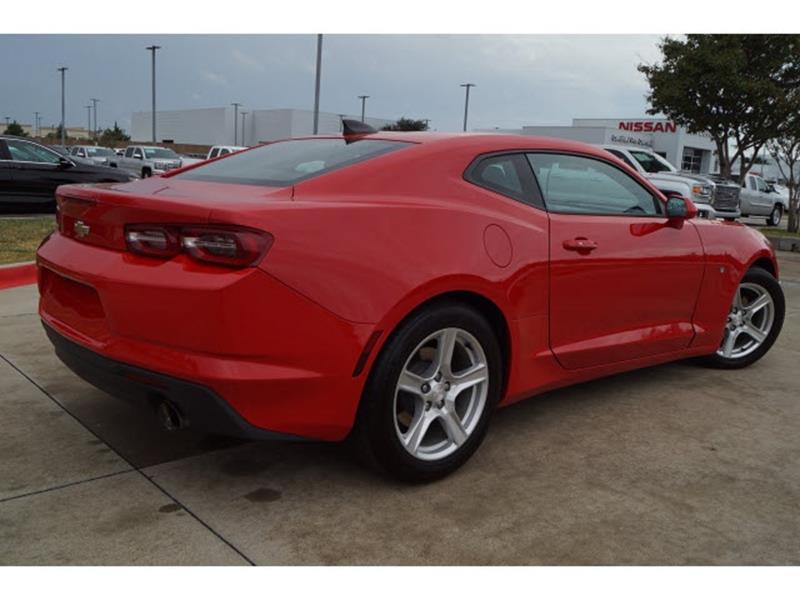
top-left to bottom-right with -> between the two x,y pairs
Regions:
146,45 -> 160,143
460,83 -> 475,132
231,103 -> 242,145
34,112 -> 40,137
312,34 -> 323,135
58,67 -> 68,146
86,105 -> 92,140
240,111 -> 248,146
358,95 -> 369,122
90,98 -> 100,139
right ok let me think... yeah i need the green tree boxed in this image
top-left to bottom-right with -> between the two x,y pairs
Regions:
3,120 -> 27,136
381,117 -> 429,131
45,125 -> 64,140
98,121 -> 131,146
767,127 -> 800,233
639,34 -> 800,182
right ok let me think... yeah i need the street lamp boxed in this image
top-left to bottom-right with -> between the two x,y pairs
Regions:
90,98 -> 100,139
240,111 -> 248,146
231,103 -> 242,145
58,67 -> 68,146
460,83 -> 475,132
358,95 -> 369,122
312,34 -> 323,135
146,45 -> 160,143
86,105 -> 92,140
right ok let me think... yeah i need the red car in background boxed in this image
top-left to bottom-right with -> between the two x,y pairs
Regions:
36,123 -> 785,481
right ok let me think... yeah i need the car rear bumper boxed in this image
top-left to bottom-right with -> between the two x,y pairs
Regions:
37,232 -> 376,440
45,322 -> 300,441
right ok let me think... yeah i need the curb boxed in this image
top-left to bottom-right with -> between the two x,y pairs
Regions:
0,262 -> 37,291
765,236 -> 800,253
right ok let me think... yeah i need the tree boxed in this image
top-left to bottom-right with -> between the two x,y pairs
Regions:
45,125 -> 64,141
767,126 -> 800,233
381,117 -> 429,131
98,121 -> 131,146
639,35 -> 800,182
3,120 -> 27,136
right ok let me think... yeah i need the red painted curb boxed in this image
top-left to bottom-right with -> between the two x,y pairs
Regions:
0,263 -> 37,291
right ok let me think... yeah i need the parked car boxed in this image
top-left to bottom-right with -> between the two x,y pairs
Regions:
738,173 -> 789,226
178,154 -> 206,168
38,128 -> 784,481
112,145 -> 183,178
207,145 -> 247,160
69,145 -> 117,166
599,144 -> 741,220
48,145 -> 71,156
0,135 -> 133,212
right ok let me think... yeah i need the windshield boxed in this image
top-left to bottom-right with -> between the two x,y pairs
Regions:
87,147 -> 115,157
174,138 -> 412,187
143,148 -> 179,159
629,150 -> 676,173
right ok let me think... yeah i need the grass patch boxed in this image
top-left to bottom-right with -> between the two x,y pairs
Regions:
0,216 -> 56,265
758,227 -> 800,239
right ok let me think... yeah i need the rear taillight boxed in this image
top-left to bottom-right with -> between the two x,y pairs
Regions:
125,225 -> 273,268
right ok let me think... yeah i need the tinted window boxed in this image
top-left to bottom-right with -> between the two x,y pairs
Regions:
209,148 -> 219,158
125,147 -> 134,158
220,148 -> 230,156
467,155 -> 527,202
630,150 -> 674,173
528,153 -> 660,216
6,140 -> 61,164
175,138 -> 411,187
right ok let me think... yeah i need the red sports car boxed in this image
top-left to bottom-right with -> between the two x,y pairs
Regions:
37,123 -> 785,481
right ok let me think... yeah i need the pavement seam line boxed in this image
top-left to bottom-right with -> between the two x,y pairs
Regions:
0,351 -> 256,566
0,469 -> 135,504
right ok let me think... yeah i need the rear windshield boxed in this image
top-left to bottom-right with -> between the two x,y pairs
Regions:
174,138 -> 412,186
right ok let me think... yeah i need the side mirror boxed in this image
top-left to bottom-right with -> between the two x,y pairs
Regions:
665,194 -> 697,220
57,156 -> 74,169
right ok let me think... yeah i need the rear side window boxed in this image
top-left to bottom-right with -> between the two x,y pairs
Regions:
175,138 -> 411,187
465,153 -> 541,206
527,153 -> 661,216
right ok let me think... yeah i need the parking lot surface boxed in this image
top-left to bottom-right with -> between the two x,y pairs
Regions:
1,253 -> 799,565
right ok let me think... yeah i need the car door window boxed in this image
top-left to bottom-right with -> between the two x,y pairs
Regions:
756,178 -> 768,193
527,153 -> 661,216
466,154 -> 535,204
220,148 -> 230,156
124,147 -> 134,158
209,148 -> 219,158
605,149 -> 637,170
5,139 -> 62,164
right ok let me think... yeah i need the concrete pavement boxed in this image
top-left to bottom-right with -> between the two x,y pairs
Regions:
1,253 -> 799,565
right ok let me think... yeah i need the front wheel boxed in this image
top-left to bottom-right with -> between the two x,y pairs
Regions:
767,205 -> 783,226
353,302 -> 502,482
700,266 -> 784,369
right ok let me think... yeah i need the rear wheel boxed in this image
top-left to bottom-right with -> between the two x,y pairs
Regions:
767,205 -> 783,226
353,302 -> 502,482
142,167 -> 152,178
700,267 -> 784,369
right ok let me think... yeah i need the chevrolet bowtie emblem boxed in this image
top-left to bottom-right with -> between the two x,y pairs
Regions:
73,220 -> 90,238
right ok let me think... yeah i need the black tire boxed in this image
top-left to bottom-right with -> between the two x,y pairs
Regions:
699,266 -> 784,369
767,205 -> 783,227
142,167 -> 151,178
352,301 -> 502,482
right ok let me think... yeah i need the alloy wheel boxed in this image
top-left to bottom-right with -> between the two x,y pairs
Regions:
717,282 -> 775,360
393,327 -> 489,461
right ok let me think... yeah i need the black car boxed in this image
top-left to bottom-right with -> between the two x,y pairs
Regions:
0,135 -> 133,212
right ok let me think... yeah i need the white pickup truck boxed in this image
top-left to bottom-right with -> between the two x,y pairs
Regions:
738,173 -> 789,226
599,144 -> 741,220
110,145 -> 183,178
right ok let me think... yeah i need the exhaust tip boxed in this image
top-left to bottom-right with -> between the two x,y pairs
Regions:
156,401 -> 183,431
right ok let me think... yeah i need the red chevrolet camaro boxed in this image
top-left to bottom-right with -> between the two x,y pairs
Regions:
37,123 -> 785,481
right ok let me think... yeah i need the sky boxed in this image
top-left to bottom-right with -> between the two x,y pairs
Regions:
0,34 -> 664,133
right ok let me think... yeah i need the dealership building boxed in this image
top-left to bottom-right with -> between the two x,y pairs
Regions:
494,118 -> 719,174
130,107 -> 393,146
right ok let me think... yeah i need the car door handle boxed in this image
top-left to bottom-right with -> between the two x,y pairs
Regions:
563,237 -> 598,252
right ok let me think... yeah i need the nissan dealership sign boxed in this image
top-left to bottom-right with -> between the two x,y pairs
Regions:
617,120 -> 678,133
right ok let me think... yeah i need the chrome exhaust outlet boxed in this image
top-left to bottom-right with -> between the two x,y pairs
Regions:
156,400 -> 183,431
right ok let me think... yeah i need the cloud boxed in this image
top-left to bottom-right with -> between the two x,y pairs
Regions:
200,70 -> 227,85
232,49 -> 264,72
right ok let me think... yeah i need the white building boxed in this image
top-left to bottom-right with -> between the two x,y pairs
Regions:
131,107 -> 394,146
486,118 -> 718,174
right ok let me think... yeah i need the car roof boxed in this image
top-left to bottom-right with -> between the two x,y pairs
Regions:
599,143 -> 655,153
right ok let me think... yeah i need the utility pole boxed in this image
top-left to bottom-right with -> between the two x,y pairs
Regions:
34,112 -> 40,137
460,83 -> 475,132
231,103 -> 242,145
358,95 -> 369,123
90,98 -> 100,139
86,105 -> 92,140
312,34 -> 323,134
240,111 -> 248,146
146,45 -> 160,143
58,67 -> 68,146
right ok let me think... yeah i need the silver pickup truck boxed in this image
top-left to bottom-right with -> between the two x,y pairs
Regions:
110,145 -> 183,178
738,173 -> 789,226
